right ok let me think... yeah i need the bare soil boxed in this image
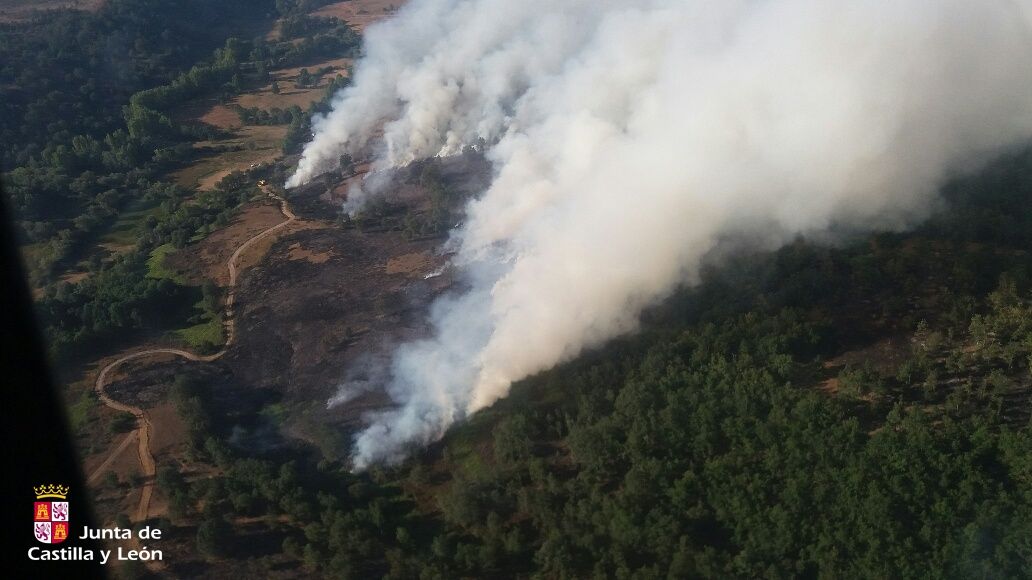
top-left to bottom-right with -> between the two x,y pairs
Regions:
148,402 -> 188,457
386,251 -> 433,276
197,104 -> 242,131
166,200 -> 291,286
287,241 -> 335,264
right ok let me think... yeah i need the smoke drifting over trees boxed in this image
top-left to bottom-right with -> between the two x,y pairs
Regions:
287,0 -> 1032,467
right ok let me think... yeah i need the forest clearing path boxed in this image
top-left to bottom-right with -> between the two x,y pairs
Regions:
90,186 -> 296,524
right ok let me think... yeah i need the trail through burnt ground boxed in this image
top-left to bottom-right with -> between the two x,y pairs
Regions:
89,186 -> 295,524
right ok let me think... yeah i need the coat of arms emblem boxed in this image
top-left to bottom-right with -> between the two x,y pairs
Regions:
33,484 -> 70,544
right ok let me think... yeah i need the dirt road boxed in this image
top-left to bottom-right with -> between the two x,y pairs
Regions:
89,187 -> 296,522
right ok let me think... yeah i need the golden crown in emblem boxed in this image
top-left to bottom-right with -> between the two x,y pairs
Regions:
34,484 -> 69,500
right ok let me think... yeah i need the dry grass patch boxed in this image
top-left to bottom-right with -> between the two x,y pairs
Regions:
271,57 -> 352,83
287,241 -> 334,264
237,85 -> 324,111
312,0 -> 402,32
0,0 -> 104,22
386,251 -> 432,276
198,104 -> 242,130
235,57 -> 352,111
171,125 -> 286,191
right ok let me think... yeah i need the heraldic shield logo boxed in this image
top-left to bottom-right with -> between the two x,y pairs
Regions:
34,484 -> 70,544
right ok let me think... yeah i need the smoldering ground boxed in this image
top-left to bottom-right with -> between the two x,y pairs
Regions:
289,0 -> 1032,467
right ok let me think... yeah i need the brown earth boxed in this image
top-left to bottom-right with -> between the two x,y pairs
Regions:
287,241 -> 335,264
147,402 -> 188,457
197,104 -> 242,131
267,58 -> 353,86
165,200 -> 289,286
234,214 -> 330,274
98,239 -> 135,257
386,251 -> 432,276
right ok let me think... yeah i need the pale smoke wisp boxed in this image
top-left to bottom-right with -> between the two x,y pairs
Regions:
288,0 -> 1032,467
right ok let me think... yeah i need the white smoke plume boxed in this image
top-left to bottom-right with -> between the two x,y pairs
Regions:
288,0 -> 1032,467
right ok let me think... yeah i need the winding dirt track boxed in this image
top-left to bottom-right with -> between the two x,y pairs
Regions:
89,187 -> 295,522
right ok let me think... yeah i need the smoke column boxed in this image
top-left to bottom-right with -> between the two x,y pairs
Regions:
288,0 -> 1032,467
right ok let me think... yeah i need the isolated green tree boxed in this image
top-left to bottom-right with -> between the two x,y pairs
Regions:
196,517 -> 231,557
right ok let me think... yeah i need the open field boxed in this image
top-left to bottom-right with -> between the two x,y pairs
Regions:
312,0 -> 401,32
194,103 -> 241,131
33,197 -> 161,291
244,57 -> 352,108
146,243 -> 186,282
171,126 -> 286,191
287,240 -> 335,264
96,196 -> 163,268
386,251 -> 433,276
102,197 -> 161,248
185,57 -> 352,126
175,307 -> 224,350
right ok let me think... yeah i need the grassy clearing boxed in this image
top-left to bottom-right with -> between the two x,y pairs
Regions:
101,197 -> 161,247
67,388 -> 96,432
175,303 -> 224,351
146,243 -> 186,283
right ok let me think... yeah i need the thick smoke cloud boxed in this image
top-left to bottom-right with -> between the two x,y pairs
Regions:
289,0 -> 1032,467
